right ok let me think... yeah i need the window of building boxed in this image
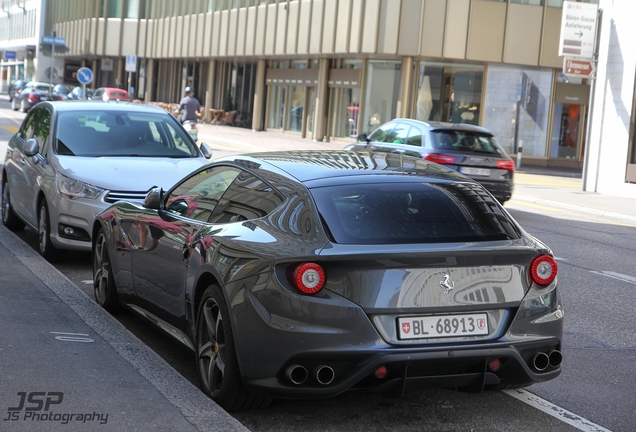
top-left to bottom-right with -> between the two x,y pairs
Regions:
511,0 -> 543,5
414,62 -> 483,127
547,0 -> 599,6
483,65 -> 553,157
363,61 -> 401,134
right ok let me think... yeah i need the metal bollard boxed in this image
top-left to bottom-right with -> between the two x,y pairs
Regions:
516,140 -> 523,170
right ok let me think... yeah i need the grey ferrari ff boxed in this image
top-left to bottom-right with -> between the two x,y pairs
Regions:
92,150 -> 562,411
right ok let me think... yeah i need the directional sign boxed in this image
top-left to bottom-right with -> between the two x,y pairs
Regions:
125,55 -> 137,72
563,57 -> 595,79
42,35 -> 67,46
4,51 -> 16,59
559,1 -> 598,59
77,67 -> 94,85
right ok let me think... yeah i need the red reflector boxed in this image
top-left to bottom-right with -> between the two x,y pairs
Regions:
374,365 -> 388,379
424,153 -> 456,165
293,262 -> 325,295
530,255 -> 558,286
496,159 -> 516,171
488,358 -> 502,372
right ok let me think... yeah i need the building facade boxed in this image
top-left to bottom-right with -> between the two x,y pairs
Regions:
2,0 -> 635,197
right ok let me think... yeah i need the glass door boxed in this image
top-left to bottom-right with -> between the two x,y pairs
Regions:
550,103 -> 582,159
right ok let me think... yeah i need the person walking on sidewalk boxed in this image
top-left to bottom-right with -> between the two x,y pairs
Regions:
179,86 -> 201,124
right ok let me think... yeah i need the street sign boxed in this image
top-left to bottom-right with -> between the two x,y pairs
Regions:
563,57 -> 595,78
77,67 -> 94,85
42,35 -> 67,46
558,1 -> 598,59
125,55 -> 137,72
4,51 -> 16,59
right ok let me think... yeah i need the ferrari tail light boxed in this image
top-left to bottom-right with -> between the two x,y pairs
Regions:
424,153 -> 456,165
292,262 -> 325,295
496,159 -> 516,171
27,94 -> 39,102
530,254 -> 557,286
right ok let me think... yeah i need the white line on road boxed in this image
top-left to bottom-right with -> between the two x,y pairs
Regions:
590,271 -> 636,285
504,389 -> 612,432
82,279 -> 93,285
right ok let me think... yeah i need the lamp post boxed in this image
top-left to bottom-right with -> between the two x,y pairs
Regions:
49,30 -> 56,95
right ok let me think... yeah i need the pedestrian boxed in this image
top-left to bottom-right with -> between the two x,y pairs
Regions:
179,86 -> 201,124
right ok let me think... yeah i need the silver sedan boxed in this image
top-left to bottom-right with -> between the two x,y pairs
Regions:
1,101 -> 212,261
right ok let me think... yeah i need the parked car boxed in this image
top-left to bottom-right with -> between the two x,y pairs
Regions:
52,84 -> 74,100
1,101 -> 213,260
67,86 -> 94,100
91,87 -> 130,102
91,150 -> 562,411
8,79 -> 28,102
10,81 -> 61,112
348,119 -> 515,203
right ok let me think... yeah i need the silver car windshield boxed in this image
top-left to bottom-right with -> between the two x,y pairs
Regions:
55,111 -> 199,158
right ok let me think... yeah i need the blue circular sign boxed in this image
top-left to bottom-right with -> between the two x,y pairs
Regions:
77,67 -> 94,85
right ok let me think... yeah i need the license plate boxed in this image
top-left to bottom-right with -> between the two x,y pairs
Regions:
40,96 -> 48,101
398,314 -> 488,340
461,167 -> 491,176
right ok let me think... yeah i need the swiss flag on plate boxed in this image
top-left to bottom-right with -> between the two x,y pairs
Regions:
402,323 -> 411,334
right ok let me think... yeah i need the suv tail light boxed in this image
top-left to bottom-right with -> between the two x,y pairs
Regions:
424,154 -> 456,165
530,255 -> 557,286
496,159 -> 516,171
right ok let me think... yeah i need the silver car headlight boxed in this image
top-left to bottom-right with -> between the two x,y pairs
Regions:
55,173 -> 105,200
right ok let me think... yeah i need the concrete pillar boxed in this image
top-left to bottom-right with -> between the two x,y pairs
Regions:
205,59 -> 216,123
145,58 -> 154,101
397,57 -> 414,118
251,59 -> 267,131
313,58 -> 330,142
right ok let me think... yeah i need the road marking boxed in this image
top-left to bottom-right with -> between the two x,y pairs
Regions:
506,200 -> 636,227
504,389 -> 612,432
591,271 -> 636,285
1,125 -> 18,133
50,331 -> 95,343
82,279 -> 93,285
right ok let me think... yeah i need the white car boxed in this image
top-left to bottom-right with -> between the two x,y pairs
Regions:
2,101 -> 213,261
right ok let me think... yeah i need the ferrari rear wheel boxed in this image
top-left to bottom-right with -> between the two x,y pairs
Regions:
195,284 -> 271,411
11,97 -> 18,111
93,228 -> 120,312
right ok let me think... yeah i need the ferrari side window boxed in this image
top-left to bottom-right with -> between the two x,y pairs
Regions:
166,166 -> 241,222
208,171 -> 284,223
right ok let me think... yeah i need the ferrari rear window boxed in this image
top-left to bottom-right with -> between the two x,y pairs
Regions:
310,181 -> 520,244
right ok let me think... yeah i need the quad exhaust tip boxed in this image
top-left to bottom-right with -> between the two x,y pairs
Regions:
533,352 -> 550,371
314,365 -> 335,385
549,350 -> 562,368
286,364 -> 308,385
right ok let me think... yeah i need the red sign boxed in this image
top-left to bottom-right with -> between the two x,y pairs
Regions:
564,58 -> 595,78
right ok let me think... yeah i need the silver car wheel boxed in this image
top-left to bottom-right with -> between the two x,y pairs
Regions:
11,98 -> 18,111
20,98 -> 27,113
1,180 -> 24,231
38,203 -> 49,254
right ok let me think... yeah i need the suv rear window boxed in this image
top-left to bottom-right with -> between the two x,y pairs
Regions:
432,130 -> 505,155
310,182 -> 519,244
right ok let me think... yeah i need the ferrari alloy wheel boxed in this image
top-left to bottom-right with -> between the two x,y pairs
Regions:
195,284 -> 270,411
1,178 -> 25,231
93,229 -> 120,311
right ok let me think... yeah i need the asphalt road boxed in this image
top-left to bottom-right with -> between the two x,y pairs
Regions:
1,99 -> 633,431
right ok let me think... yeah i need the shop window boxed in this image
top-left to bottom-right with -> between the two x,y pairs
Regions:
483,65 -> 552,156
415,62 -> 483,127
363,61 -> 401,134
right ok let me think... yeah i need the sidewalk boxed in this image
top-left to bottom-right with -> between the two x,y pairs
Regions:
0,227 -> 249,432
